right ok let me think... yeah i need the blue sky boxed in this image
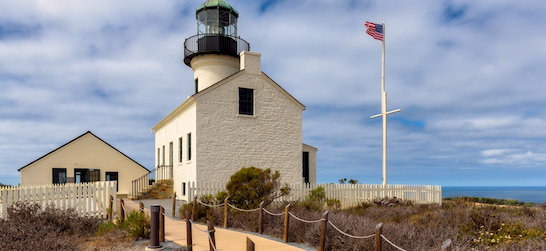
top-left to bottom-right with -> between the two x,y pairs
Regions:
1,0 -> 546,186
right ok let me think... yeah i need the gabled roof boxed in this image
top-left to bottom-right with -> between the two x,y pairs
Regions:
152,69 -> 306,132
193,69 -> 306,110
18,131 -> 150,172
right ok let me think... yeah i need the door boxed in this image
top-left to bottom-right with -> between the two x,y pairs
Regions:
74,169 -> 89,183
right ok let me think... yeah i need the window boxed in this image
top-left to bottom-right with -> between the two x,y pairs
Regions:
195,78 -> 199,93
157,148 -> 160,167
182,182 -> 186,196
239,88 -> 253,115
187,133 -> 192,161
179,137 -> 183,162
52,168 -> 67,184
169,142 -> 173,166
162,145 -> 165,166
90,169 -> 100,182
106,172 -> 119,192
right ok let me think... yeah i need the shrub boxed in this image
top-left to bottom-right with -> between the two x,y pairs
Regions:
226,166 -> 290,209
119,210 -> 151,239
0,202 -> 100,250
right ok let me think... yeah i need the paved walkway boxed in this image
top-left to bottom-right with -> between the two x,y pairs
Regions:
122,199 -> 315,251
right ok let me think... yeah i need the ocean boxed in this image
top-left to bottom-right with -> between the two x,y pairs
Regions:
442,186 -> 546,204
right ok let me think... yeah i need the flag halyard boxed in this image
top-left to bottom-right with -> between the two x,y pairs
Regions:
365,21 -> 384,41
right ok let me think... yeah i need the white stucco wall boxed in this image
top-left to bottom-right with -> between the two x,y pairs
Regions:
193,71 -> 304,185
153,100 -> 197,201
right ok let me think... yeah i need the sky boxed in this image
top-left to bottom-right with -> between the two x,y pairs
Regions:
1,0 -> 546,187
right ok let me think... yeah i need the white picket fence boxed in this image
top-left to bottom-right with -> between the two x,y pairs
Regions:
0,181 -> 117,219
186,181 -> 442,207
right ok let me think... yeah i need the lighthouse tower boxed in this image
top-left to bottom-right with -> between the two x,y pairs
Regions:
183,0 -> 250,93
152,0 -> 317,202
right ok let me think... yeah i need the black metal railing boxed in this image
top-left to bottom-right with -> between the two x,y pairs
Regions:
183,34 -> 250,65
130,165 -> 173,197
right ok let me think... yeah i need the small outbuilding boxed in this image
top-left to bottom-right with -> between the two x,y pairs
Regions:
18,131 -> 149,195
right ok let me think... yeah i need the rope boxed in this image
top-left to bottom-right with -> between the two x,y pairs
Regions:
227,203 -> 260,212
263,208 -> 285,216
381,234 -> 407,251
207,232 -> 218,251
328,221 -> 375,239
197,200 -> 225,208
188,219 -> 210,233
287,212 -> 325,224
188,219 -> 217,251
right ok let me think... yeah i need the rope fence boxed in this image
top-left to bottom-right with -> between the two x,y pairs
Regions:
381,234 -> 407,251
130,195 -> 453,251
185,196 -> 455,251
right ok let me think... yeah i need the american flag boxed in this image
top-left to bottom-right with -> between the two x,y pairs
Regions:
365,21 -> 384,41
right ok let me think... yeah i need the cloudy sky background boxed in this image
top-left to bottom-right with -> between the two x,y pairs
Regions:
1,0 -> 545,186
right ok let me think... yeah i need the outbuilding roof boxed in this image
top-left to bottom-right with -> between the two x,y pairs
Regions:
18,131 -> 149,172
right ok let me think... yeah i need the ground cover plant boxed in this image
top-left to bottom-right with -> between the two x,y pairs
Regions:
183,194 -> 546,250
0,201 -> 100,250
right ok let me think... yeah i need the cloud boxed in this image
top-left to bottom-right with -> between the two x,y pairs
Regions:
1,0 -> 546,186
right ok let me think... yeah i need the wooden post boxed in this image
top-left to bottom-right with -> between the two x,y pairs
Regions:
246,237 -> 255,251
207,220 -> 216,251
283,204 -> 290,243
120,198 -> 125,223
441,239 -> 452,251
192,195 -> 197,221
172,192 -> 176,218
375,223 -> 383,251
223,197 -> 229,228
160,206 -> 165,243
258,201 -> 264,234
185,211 -> 193,251
319,211 -> 329,251
108,195 -> 113,220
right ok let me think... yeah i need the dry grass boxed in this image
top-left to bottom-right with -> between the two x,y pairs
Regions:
183,198 -> 546,250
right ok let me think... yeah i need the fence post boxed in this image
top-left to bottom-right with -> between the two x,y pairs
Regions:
375,223 -> 383,251
186,211 -> 193,251
160,206 -> 165,243
192,195 -> 197,221
108,195 -> 113,220
319,210 -> 329,251
441,239 -> 452,251
172,192 -> 177,217
207,220 -> 216,251
223,197 -> 229,228
119,198 -> 125,223
258,201 -> 264,234
149,204 -> 162,249
283,204 -> 290,243
246,237 -> 255,251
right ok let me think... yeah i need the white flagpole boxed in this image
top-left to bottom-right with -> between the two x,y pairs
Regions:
381,21 -> 387,185
370,21 -> 401,185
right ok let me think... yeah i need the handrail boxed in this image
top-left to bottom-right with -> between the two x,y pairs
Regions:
183,34 -> 250,65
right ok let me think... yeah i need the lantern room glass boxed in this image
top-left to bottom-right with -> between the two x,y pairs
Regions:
197,9 -> 237,37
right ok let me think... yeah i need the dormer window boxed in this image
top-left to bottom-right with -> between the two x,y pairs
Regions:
239,88 -> 253,115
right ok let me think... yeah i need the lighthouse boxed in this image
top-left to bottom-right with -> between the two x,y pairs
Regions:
152,0 -> 317,201
183,0 -> 250,93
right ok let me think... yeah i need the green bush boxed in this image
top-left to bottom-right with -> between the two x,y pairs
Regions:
226,166 -> 290,209
119,210 -> 151,239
